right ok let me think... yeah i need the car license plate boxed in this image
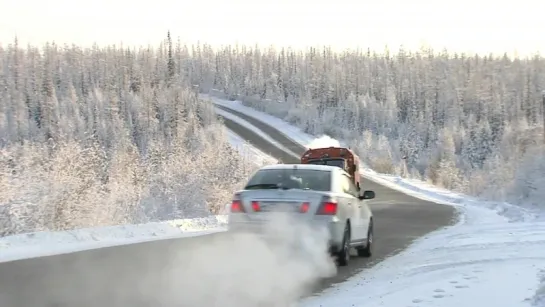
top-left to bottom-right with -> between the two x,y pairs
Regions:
259,202 -> 298,213
275,202 -> 297,212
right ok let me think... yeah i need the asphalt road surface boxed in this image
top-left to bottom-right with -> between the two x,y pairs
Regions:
0,105 -> 456,307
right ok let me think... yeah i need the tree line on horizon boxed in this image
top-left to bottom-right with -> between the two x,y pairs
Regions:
0,33 -> 544,237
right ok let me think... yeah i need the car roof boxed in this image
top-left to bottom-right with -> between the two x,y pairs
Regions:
259,163 -> 339,172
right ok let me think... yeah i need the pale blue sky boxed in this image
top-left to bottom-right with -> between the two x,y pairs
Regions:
1,0 -> 544,55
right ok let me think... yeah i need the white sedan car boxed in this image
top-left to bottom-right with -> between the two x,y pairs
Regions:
227,163 -> 375,266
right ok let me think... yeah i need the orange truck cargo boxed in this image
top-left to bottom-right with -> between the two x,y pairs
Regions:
300,146 -> 361,191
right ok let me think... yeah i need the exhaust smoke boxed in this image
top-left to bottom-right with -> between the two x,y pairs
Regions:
165,213 -> 337,306
0,213 -> 336,307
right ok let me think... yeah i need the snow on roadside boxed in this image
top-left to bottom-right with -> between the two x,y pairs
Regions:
226,128 -> 278,165
0,216 -> 228,263
300,205 -> 545,307
362,171 -> 541,223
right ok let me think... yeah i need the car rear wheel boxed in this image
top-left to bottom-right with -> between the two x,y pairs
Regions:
336,223 -> 351,266
357,220 -> 373,257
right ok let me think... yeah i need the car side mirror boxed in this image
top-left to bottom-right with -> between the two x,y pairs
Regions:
358,190 -> 375,200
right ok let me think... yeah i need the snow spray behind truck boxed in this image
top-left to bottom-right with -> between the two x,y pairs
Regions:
300,146 -> 361,191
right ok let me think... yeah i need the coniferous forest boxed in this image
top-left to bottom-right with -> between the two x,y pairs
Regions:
0,35 -> 262,236
1,34 -> 544,235
196,44 -> 545,207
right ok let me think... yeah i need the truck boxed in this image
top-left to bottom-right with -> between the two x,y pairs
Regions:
300,146 -> 361,191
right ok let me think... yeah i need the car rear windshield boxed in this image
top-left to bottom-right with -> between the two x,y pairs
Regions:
245,169 -> 331,192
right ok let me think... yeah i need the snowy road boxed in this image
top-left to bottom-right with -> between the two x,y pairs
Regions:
0,105 -> 455,307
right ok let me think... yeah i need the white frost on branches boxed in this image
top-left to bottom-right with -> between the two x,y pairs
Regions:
0,39 -> 264,237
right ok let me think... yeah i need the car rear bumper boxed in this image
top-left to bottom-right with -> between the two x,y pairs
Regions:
227,215 -> 345,248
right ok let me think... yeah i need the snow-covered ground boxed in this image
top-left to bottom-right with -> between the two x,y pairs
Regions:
226,128 -> 279,165
0,128 -> 275,264
0,216 -> 228,263
207,94 -> 545,307
301,206 -> 545,307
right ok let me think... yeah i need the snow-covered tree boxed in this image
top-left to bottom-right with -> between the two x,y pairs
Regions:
0,36 -> 270,237
183,42 -> 545,207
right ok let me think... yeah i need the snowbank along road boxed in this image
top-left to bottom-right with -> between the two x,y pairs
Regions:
0,106 -> 456,307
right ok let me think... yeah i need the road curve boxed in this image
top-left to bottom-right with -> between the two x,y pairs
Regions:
0,108 -> 456,307
215,104 -> 457,292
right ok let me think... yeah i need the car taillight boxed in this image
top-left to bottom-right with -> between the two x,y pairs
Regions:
251,201 -> 261,212
317,200 -> 337,215
299,202 -> 310,213
231,199 -> 245,213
